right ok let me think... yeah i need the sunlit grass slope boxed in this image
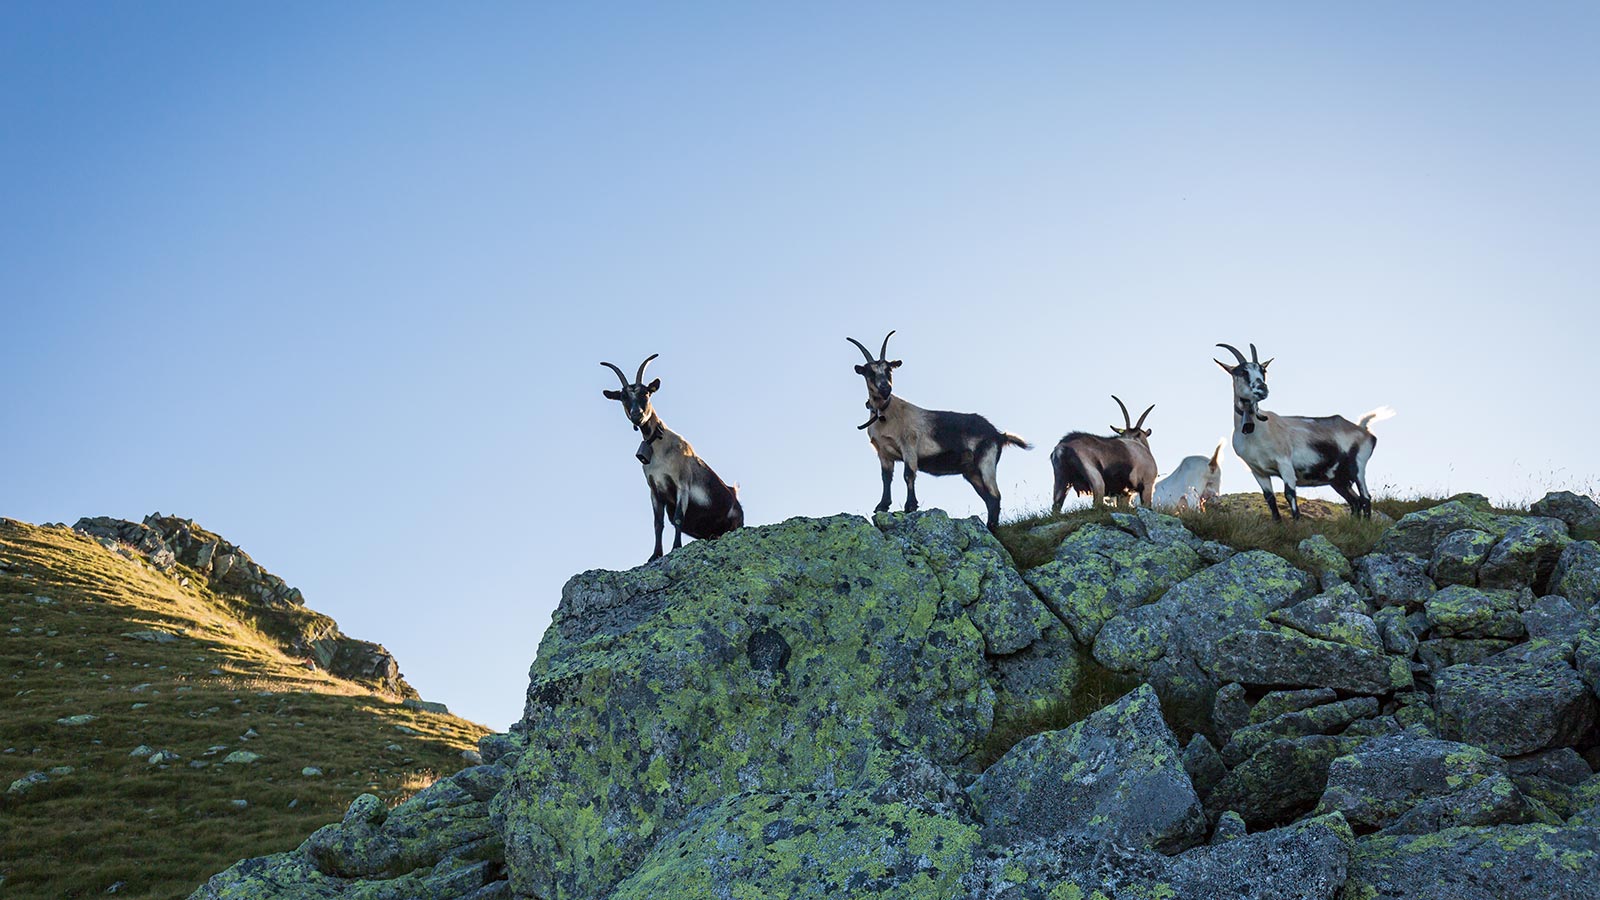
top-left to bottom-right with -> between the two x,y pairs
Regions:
0,519 -> 490,900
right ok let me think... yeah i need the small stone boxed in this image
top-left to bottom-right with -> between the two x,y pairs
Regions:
223,751 -> 260,765
129,745 -> 155,759
230,799 -> 248,808
56,714 -> 96,726
460,749 -> 483,765
6,772 -> 49,796
120,629 -> 180,644
393,724 -> 420,735
302,766 -> 323,777
48,766 -> 73,776
385,743 -> 403,752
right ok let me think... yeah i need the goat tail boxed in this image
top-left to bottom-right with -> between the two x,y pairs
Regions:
1210,437 -> 1227,469
1002,432 -> 1033,450
1358,406 -> 1396,430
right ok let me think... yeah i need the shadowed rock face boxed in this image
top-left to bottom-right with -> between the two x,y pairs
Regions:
187,497 -> 1600,900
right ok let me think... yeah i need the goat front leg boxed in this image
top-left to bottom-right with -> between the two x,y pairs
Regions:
649,492 -> 666,561
875,456 -> 894,513
1253,471 -> 1282,521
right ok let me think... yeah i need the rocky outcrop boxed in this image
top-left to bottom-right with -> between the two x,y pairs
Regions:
74,513 -> 414,696
190,495 -> 1600,900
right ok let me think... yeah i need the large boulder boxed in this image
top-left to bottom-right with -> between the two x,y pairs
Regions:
1478,518 -> 1571,592
968,684 -> 1206,854
496,514 -> 998,900
1312,729 -> 1507,830
1268,584 -> 1382,651
1206,735 -> 1362,828
1022,525 -> 1202,646
1551,541 -> 1600,609
1435,660 -> 1596,756
1220,697 -> 1379,767
1353,553 -> 1436,608
1342,824 -> 1600,900
1298,534 -> 1354,590
1209,629 -> 1412,695
1530,491 -> 1600,540
1093,551 -> 1315,728
1375,500 -> 1506,558
961,814 -> 1355,900
1429,528 -> 1496,587
1424,585 -> 1527,640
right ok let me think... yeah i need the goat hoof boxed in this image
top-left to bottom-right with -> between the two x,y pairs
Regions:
904,503 -> 919,513
873,504 -> 890,514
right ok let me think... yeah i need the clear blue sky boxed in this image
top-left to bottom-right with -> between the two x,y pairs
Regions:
4,3 -> 1597,729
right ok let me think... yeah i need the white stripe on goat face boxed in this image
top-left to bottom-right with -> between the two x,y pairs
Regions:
1233,364 -> 1269,403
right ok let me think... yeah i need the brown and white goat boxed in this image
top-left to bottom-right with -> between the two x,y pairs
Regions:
1050,396 -> 1158,512
1215,341 -> 1392,521
848,331 -> 1029,531
602,355 -> 743,561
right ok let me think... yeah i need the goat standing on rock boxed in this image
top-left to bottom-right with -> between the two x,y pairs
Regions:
1215,341 -> 1392,521
848,331 -> 1030,531
1050,397 -> 1158,512
602,354 -> 743,561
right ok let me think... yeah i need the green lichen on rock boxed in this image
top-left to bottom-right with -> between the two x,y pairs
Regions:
1479,518 -> 1571,592
1424,585 -> 1527,640
1221,696 -> 1379,767
1429,529 -> 1495,587
1207,735 -> 1363,828
609,786 -> 981,900
1551,541 -> 1600,609
1209,629 -> 1412,695
1023,525 -> 1202,646
1435,661 -> 1596,756
1342,823 -> 1600,899
1298,534 -> 1354,589
1375,501 -> 1507,559
497,514 -> 998,900
1313,729 -> 1507,830
1268,584 -> 1383,650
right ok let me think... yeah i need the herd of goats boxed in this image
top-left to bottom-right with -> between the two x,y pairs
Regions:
601,332 -> 1393,562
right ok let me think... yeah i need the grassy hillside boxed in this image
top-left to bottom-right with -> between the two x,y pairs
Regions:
0,519 -> 491,900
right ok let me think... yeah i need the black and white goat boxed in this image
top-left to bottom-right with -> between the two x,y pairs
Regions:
1050,397 -> 1158,512
1153,439 -> 1225,511
848,331 -> 1029,530
602,354 -> 743,561
1214,341 -> 1392,520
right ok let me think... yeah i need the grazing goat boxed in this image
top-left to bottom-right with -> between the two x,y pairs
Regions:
602,355 -> 743,561
1050,397 -> 1158,512
847,331 -> 1029,530
1214,341 -> 1392,521
1153,439 -> 1225,511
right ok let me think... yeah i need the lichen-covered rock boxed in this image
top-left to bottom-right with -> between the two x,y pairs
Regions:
1428,528 -> 1495,587
1551,540 -> 1600,609
1268,584 -> 1382,650
1522,595 -> 1589,645
1093,551 -> 1315,728
497,514 -> 997,900
984,623 -> 1083,728
1221,697 -> 1379,766
1576,628 -> 1600,698
1022,524 -> 1202,646
1424,585 -> 1527,640
1342,823 -> 1600,900
1373,607 -> 1419,658
961,814 -> 1354,900
969,684 -> 1206,854
606,784 -> 981,900
1210,810 -> 1248,843
1354,552 -> 1437,608
1206,735 -> 1362,828
1381,773 -> 1546,835
1435,660 -> 1597,756
1183,734 -> 1226,800
1209,629 -> 1412,695
1530,491 -> 1600,540
1416,637 -> 1515,672
1249,687 -> 1339,725
1376,500 -> 1507,558
1506,748 -> 1593,786
1312,729 -> 1506,830
1299,534 -> 1354,590
1212,682 -> 1250,745
1478,517 -> 1571,592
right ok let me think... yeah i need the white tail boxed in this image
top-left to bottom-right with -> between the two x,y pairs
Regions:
1358,406 -> 1396,429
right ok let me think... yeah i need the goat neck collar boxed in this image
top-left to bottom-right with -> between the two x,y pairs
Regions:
639,417 -> 665,443
859,395 -> 890,430
1234,398 -> 1269,434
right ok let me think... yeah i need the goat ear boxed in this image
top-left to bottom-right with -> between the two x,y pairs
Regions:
603,389 -> 623,401
646,378 -> 661,393
889,359 -> 902,368
1214,359 -> 1235,374
1260,357 -> 1274,370
854,364 -> 868,375
1144,428 -> 1153,437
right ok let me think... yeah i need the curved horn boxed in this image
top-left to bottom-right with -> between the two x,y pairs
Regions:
634,353 -> 660,384
1249,343 -> 1260,364
846,337 -> 876,363
1216,343 -> 1249,367
600,361 -> 630,388
1111,395 -> 1133,430
878,330 -> 896,360
1135,403 -> 1155,430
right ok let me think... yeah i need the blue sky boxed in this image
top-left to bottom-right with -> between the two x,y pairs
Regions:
4,3 -> 1598,729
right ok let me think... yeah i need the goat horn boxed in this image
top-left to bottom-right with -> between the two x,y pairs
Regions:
634,353 -> 660,384
1111,395 -> 1132,430
1135,403 -> 1155,430
1216,343 -> 1249,367
878,330 -> 896,360
1249,343 -> 1260,364
600,361 -> 630,388
846,337 -> 876,363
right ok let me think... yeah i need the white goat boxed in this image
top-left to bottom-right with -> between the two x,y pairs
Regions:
1153,439 -> 1225,511
1215,342 -> 1392,520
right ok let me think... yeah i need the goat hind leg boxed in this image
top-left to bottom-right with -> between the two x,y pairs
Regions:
1253,472 -> 1282,521
902,455 -> 920,513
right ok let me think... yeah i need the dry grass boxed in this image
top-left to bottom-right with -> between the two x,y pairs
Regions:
973,655 -> 1142,770
0,520 -> 491,900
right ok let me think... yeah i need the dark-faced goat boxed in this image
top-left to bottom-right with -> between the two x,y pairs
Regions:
1215,341 -> 1392,521
602,355 -> 743,560
1050,396 -> 1158,512
848,331 -> 1029,530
